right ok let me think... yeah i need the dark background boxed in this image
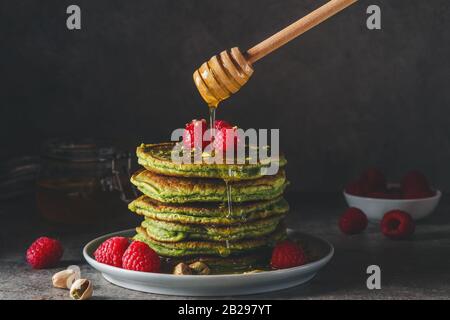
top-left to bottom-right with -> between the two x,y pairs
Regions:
1,0 -> 449,192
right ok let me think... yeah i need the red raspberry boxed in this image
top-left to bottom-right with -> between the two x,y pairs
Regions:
213,126 -> 241,153
26,237 -> 63,269
122,241 -> 160,273
214,120 -> 232,130
401,171 -> 430,193
271,240 -> 307,269
360,167 -> 386,192
381,210 -> 415,240
339,207 -> 368,235
345,179 -> 367,196
183,119 -> 208,150
94,236 -> 129,268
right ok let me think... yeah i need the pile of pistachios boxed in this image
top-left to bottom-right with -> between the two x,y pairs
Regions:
173,261 -> 210,275
52,265 -> 93,300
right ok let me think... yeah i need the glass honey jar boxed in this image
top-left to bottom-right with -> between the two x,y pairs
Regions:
36,139 -> 136,225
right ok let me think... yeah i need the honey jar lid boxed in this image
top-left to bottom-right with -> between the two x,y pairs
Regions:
41,138 -> 117,162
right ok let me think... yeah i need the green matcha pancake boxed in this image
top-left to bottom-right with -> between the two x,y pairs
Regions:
130,169 -> 288,204
140,215 -> 284,242
129,196 -> 289,225
134,225 -> 286,257
136,143 -> 287,180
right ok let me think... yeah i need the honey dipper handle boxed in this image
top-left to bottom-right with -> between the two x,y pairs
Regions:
246,0 -> 358,64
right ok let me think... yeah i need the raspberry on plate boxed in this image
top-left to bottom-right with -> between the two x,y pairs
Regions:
339,207 -> 368,235
360,167 -> 386,192
380,210 -> 415,240
270,240 -> 307,269
26,237 -> 63,269
94,236 -> 130,268
214,120 -> 232,130
122,241 -> 160,273
213,126 -> 241,153
183,119 -> 209,150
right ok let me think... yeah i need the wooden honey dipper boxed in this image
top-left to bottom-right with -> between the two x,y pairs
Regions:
193,0 -> 358,107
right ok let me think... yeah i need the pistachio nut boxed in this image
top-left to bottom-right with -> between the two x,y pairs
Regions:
52,269 -> 79,289
173,263 -> 192,275
189,261 -> 210,275
69,279 -> 93,300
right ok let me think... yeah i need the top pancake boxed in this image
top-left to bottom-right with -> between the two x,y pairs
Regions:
136,143 -> 287,180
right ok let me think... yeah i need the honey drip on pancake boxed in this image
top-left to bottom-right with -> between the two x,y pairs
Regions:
224,168 -> 235,250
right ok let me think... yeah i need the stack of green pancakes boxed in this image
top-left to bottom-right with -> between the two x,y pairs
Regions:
129,142 -> 289,273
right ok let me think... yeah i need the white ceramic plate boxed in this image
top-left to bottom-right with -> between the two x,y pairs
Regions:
83,229 -> 334,297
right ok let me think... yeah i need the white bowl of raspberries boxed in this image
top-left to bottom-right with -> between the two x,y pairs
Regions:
343,168 -> 441,222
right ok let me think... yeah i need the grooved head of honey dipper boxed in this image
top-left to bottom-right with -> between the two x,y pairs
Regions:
193,47 -> 253,108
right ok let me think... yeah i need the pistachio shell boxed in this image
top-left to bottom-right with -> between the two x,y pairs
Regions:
67,265 -> 81,277
189,262 -> 210,275
173,263 -> 192,275
70,279 -> 93,300
52,269 -> 78,289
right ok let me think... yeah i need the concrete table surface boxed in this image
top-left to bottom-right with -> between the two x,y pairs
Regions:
1,193 -> 449,300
